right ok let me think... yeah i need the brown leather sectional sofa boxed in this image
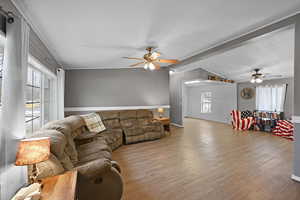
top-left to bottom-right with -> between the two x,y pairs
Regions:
29,109 -> 165,200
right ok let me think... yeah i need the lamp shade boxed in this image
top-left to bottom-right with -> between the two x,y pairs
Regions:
157,107 -> 164,113
15,137 -> 50,166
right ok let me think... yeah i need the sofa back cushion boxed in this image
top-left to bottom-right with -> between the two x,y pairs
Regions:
120,119 -> 138,128
103,119 -> 121,129
98,111 -> 120,120
60,115 -> 85,131
137,110 -> 153,119
119,110 -> 137,120
98,111 -> 121,130
43,122 -> 78,164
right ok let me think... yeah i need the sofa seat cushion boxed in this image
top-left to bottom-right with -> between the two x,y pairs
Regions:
142,125 -> 161,132
75,132 -> 98,140
98,129 -> 122,144
125,131 -> 163,144
123,127 -> 143,136
138,118 -> 162,126
76,158 -> 112,180
77,139 -> 112,157
78,150 -> 112,164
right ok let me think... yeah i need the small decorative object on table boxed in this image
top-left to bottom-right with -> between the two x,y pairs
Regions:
157,107 -> 164,118
11,183 -> 42,200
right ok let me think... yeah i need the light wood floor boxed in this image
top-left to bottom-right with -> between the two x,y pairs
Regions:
112,118 -> 300,200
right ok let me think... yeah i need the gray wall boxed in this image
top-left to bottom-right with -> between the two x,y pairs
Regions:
186,83 -> 237,124
0,1 -> 59,199
65,68 -> 169,107
293,16 -> 300,179
237,78 -> 294,119
169,68 -> 214,126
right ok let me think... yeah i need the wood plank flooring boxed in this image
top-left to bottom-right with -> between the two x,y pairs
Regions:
112,118 -> 300,200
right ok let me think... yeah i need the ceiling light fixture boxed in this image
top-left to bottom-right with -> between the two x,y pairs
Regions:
148,63 -> 156,71
250,69 -> 263,84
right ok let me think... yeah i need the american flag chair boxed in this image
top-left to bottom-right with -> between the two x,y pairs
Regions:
230,110 -> 254,131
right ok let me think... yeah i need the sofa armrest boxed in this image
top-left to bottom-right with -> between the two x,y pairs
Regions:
77,167 -> 123,200
75,158 -> 112,180
30,153 -> 65,179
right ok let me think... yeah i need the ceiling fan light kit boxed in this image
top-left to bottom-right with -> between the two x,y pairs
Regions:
250,68 -> 264,84
123,47 -> 179,71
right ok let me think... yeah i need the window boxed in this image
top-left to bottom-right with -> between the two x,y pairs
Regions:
201,92 -> 212,113
256,84 -> 287,112
25,65 -> 55,135
25,66 -> 42,134
0,52 -> 3,108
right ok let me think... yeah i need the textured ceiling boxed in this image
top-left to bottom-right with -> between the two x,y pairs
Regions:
178,27 -> 294,82
13,0 -> 300,69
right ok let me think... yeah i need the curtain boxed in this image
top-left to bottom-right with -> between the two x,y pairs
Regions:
256,84 -> 287,112
0,18 -> 30,200
57,68 -> 65,120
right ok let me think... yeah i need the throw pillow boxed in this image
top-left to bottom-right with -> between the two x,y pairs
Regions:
241,110 -> 253,119
82,113 -> 106,133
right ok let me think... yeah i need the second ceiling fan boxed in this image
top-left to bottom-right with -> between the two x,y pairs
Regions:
123,47 -> 179,70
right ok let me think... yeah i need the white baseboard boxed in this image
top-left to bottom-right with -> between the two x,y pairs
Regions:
171,123 -> 184,128
292,116 -> 300,124
65,105 -> 170,112
291,174 -> 300,182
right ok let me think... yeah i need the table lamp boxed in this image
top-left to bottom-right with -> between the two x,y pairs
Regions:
157,107 -> 164,118
15,137 -> 50,184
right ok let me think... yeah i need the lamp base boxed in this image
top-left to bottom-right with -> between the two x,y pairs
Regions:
29,163 -> 39,184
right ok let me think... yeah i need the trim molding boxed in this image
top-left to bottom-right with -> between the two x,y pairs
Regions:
65,105 -> 170,112
291,174 -> 300,182
292,116 -> 300,123
170,123 -> 184,128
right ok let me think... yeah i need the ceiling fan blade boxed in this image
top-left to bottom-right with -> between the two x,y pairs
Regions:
123,57 -> 144,61
264,74 -> 283,78
150,52 -> 161,59
153,62 -> 161,70
157,59 -> 179,64
130,62 -> 145,67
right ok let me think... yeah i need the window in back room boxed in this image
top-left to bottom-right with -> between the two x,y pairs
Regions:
200,92 -> 212,113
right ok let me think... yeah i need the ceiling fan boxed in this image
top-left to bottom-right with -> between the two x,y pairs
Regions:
123,47 -> 179,70
250,68 -> 282,83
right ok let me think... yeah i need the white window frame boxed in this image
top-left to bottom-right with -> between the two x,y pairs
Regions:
200,91 -> 212,113
26,55 -> 57,134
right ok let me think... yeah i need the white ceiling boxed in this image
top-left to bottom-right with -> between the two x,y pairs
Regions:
13,0 -> 300,70
178,27 -> 295,82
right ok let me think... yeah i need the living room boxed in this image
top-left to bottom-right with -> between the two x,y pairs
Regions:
1,0 -> 300,200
